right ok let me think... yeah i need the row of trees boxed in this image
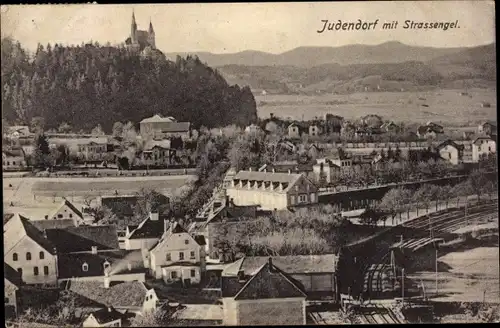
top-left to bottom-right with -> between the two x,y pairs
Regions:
362,169 -> 497,226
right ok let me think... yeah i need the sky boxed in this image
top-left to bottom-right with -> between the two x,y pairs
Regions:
0,1 -> 495,54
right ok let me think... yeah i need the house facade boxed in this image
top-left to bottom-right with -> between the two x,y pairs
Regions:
2,149 -> 27,170
309,125 -> 321,137
288,124 -> 301,138
149,222 -> 206,285
226,170 -> 318,211
123,213 -> 164,250
313,159 -> 341,185
82,308 -> 124,327
437,140 -> 464,165
478,121 -> 497,136
4,214 -> 58,285
78,141 -> 108,161
221,258 -> 307,326
472,136 -> 497,162
139,115 -> 191,140
139,145 -> 174,166
47,198 -> 85,224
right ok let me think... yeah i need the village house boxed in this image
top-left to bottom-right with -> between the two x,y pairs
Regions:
45,198 -> 85,225
361,114 -> 383,128
4,262 -> 23,319
78,141 -> 109,161
148,222 -> 206,286
4,214 -> 58,285
82,307 -> 126,327
123,212 -> 165,250
472,136 -> 497,162
2,148 -> 27,170
221,258 -> 307,325
477,121 -> 497,136
223,255 -> 339,300
309,124 -> 321,137
380,121 -> 401,134
191,196 -> 261,261
139,114 -> 191,140
258,161 -> 315,180
69,280 -> 158,315
436,139 -> 465,165
287,123 -> 308,139
307,144 -> 323,159
139,145 -> 175,167
226,170 -> 319,211
417,121 -> 444,138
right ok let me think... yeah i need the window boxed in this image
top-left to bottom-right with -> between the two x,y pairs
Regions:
69,214 -> 73,218
39,251 -> 44,260
171,271 -> 178,279
26,252 -> 32,261
489,147 -> 491,152
478,146 -> 482,151
13,161 -> 16,165
82,263 -> 89,272
57,214 -> 63,218
190,251 -> 195,259
5,297 -> 9,304
449,153 -> 452,159
295,186 -> 298,191
166,253 -> 171,261
34,267 -> 39,276
184,239 -> 189,245
44,266 -> 49,275
179,252 -> 184,260
290,195 -> 295,205
13,253 -> 18,261
190,269 -> 196,277
45,215 -> 48,220
299,195 -> 307,203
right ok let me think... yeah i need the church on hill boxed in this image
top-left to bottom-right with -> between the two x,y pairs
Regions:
125,10 -> 156,52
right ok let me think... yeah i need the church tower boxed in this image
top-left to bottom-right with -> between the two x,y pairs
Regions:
148,19 -> 156,49
131,10 -> 138,44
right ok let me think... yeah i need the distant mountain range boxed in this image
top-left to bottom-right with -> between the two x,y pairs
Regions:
166,41 -> 496,94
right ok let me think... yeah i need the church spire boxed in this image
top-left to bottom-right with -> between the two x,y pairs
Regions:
132,10 -> 137,28
149,17 -> 154,33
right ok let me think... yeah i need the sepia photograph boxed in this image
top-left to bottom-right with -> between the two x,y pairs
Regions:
1,1 -> 498,326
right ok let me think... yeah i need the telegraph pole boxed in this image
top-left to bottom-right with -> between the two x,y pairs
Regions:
401,268 -> 405,306
435,247 -> 438,296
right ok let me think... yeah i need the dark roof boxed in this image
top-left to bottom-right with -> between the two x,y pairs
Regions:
194,235 -> 206,246
30,219 -> 76,232
436,139 -> 465,151
4,262 -> 22,286
221,276 -> 247,298
45,225 -> 119,253
89,307 -> 124,324
128,217 -> 166,239
57,250 -> 144,279
157,122 -> 191,133
3,213 -> 14,225
223,255 -> 338,276
101,196 -> 139,217
233,261 -> 306,300
263,162 -> 314,173
3,148 -> 25,157
4,215 -> 57,255
69,280 -> 151,308
482,120 -> 497,127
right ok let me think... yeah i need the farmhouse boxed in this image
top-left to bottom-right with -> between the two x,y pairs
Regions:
244,124 -> 263,135
472,136 -> 497,162
46,198 -> 85,224
78,141 -> 109,161
123,212 -> 166,250
4,214 -> 58,285
139,114 -> 190,140
5,125 -> 31,139
221,258 -> 307,325
2,148 -> 27,170
69,280 -> 158,315
436,139 -> 464,165
148,222 -> 206,285
82,307 -> 126,327
313,159 -> 341,184
45,225 -> 119,254
323,114 -> 344,134
478,120 -> 497,136
223,255 -> 338,299
380,121 -> 401,133
258,161 -> 315,180
139,145 -> 175,167
226,170 -> 318,211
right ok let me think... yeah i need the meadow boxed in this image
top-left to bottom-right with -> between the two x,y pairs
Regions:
255,89 -> 497,126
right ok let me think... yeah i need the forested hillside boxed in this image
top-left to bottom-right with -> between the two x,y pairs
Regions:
1,38 -> 257,132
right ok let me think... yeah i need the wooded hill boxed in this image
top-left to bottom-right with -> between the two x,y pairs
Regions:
1,38 -> 257,132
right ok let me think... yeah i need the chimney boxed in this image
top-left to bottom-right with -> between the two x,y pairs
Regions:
288,169 -> 291,174
237,270 -> 245,282
108,307 -> 112,312
170,220 -> 175,232
104,275 -> 110,289
272,168 -> 275,173
91,246 -> 98,254
270,113 -> 274,119
150,212 -> 159,221
268,257 -> 273,272
164,219 -> 168,233
127,262 -> 132,271
249,167 -> 252,172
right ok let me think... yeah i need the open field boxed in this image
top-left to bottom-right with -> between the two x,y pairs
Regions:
255,89 -> 496,125
3,175 -> 194,219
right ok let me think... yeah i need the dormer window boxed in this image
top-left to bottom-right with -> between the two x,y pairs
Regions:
103,260 -> 111,271
184,239 -> 189,245
82,262 -> 89,272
